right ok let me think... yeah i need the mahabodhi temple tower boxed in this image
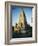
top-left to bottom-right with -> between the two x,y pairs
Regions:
14,10 -> 28,32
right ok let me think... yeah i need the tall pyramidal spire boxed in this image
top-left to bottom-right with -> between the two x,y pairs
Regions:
18,8 -> 27,29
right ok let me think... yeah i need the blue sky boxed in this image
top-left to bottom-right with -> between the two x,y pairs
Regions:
11,6 -> 32,26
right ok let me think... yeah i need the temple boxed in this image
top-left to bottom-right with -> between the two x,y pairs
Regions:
12,9 -> 32,38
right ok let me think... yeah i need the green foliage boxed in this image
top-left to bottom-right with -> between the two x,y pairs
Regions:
12,26 -> 32,38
